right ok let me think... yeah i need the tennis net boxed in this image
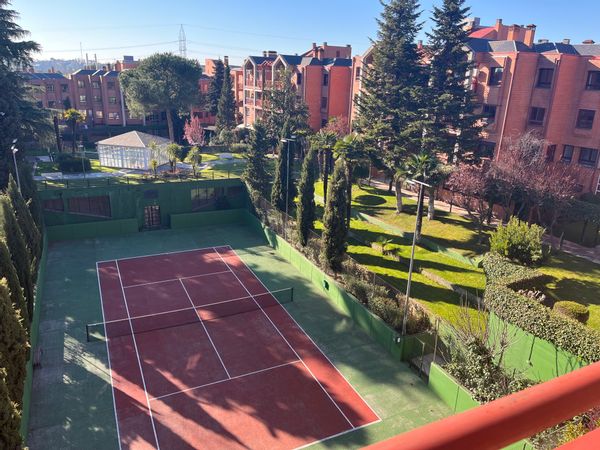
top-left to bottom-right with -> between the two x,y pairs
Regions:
87,287 -> 293,342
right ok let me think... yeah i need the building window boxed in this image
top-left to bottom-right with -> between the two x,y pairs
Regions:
586,71 -> 600,90
107,81 -> 115,90
95,111 -> 103,119
477,141 -> 496,158
482,104 -> 497,122
489,67 -> 503,86
536,68 -> 554,88
93,95 -> 102,103
529,107 -> 546,125
546,145 -> 556,161
562,145 -> 574,163
92,81 -> 101,89
578,148 -> 599,167
323,73 -> 329,86
576,109 -> 595,129
321,96 -> 328,109
46,84 -> 55,92
79,95 -> 87,103
296,73 -> 302,85
108,112 -> 120,120
48,100 -> 56,109
108,96 -> 117,104
355,67 -> 361,80
68,196 -> 111,218
77,80 -> 85,88
61,84 -> 69,93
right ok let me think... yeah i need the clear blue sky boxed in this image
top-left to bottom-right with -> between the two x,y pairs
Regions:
11,0 -> 600,66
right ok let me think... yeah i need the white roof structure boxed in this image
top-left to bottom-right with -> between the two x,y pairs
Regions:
96,131 -> 171,148
96,131 -> 171,170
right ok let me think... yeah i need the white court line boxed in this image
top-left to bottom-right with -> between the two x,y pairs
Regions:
95,262 -> 123,450
123,269 -> 231,289
97,244 -> 224,264
150,360 -> 301,401
225,245 -> 382,423
179,279 -> 231,379
294,419 -> 383,450
114,260 -> 162,450
212,247 -> 355,429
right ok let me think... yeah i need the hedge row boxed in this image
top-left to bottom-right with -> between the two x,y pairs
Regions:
482,253 -> 600,363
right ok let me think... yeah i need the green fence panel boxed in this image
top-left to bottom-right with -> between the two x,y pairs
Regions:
46,218 -> 139,242
170,209 -> 245,229
349,297 -> 374,337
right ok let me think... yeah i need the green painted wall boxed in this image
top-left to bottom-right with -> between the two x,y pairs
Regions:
171,209 -> 247,229
488,312 -> 586,382
39,178 -> 246,229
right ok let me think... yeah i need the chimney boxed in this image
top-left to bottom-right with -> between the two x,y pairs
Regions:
224,55 -> 229,66
583,39 -> 596,44
538,39 -> 549,44
562,38 -> 571,45
524,24 -> 536,47
323,42 -> 328,47
263,51 -> 267,57
417,40 -> 423,50
495,19 -> 503,29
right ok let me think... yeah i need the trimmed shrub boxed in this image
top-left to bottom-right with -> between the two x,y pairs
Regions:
230,143 -> 250,153
554,301 -> 590,324
368,296 -> 403,330
0,367 -> 21,450
490,217 -> 545,266
483,253 -> 600,363
55,153 -> 92,173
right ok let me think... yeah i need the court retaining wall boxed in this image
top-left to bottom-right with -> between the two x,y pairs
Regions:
46,217 -> 139,241
171,209 -> 247,229
243,212 -> 410,361
20,234 -> 48,441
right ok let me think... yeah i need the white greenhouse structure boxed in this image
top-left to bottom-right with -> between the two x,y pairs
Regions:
96,131 -> 171,170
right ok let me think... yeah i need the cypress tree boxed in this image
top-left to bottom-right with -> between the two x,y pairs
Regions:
0,240 -> 28,327
270,126 -> 297,213
207,59 -> 225,115
296,147 -> 317,246
426,0 -> 482,163
215,63 -> 236,133
0,195 -> 33,318
0,366 -> 21,450
321,159 -> 349,271
7,175 -> 41,262
17,165 -> 43,229
242,121 -> 270,198
0,279 -> 28,406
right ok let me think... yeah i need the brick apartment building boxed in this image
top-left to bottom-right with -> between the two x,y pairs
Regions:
242,42 -> 353,131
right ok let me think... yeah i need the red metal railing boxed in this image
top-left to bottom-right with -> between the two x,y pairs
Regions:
364,361 -> 600,450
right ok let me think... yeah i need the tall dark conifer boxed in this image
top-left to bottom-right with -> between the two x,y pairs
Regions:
296,147 -> 317,246
242,121 -> 270,197
0,240 -> 28,327
270,122 -> 297,213
426,0 -> 482,164
215,64 -> 236,133
207,59 -> 225,115
321,159 -> 349,271
7,175 -> 41,262
0,366 -> 21,449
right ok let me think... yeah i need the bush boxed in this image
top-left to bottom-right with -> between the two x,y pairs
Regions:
368,296 -> 403,329
55,153 -> 91,173
490,217 -> 545,266
231,143 -> 250,153
554,301 -> 589,324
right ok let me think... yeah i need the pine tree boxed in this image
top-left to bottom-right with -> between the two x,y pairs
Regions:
7,175 -> 41,262
0,366 -> 21,450
0,240 -> 28,327
426,0 -> 482,163
270,124 -> 297,213
354,0 -> 428,213
242,121 -> 270,197
0,195 -> 33,318
296,147 -> 317,246
0,278 -> 28,406
207,59 -> 225,115
215,64 -> 236,133
321,159 -> 349,271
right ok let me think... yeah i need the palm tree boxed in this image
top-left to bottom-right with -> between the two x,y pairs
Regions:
62,109 -> 84,153
185,146 -> 203,177
404,151 -> 439,242
334,133 -> 365,226
310,130 -> 338,203
150,159 -> 158,178
165,143 -> 182,173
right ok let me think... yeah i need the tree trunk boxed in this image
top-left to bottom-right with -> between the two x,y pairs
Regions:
346,163 -> 352,227
415,184 -> 426,243
486,201 -> 495,225
427,186 -> 435,220
388,177 -> 394,193
71,122 -> 76,154
166,109 -> 175,142
53,115 -> 62,153
367,161 -> 372,186
394,179 -> 403,213
322,149 -> 331,203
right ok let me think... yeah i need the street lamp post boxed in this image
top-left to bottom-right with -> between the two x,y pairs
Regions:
402,178 -> 431,335
11,139 -> 21,192
281,136 -> 296,239
78,143 -> 86,178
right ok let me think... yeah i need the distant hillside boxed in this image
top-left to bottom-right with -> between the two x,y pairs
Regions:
33,59 -> 84,74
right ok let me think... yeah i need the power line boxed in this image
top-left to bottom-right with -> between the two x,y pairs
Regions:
41,41 -> 179,53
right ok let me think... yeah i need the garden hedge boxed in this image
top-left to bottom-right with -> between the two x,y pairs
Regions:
482,253 -> 600,363
553,301 -> 590,324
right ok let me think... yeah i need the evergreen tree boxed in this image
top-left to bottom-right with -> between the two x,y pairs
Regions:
334,133 -> 365,226
0,279 -> 27,406
7,175 -> 41,262
207,59 -> 225,115
215,64 -> 236,133
321,159 -> 349,271
0,195 -> 33,318
296,147 -> 317,246
426,0 -> 482,163
17,165 -> 43,229
354,0 -> 428,213
242,121 -> 270,197
310,130 -> 337,203
0,240 -> 28,327
0,366 -> 21,450
270,134 -> 297,213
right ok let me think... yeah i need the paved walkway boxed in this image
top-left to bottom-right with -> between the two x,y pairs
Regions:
368,177 -> 600,265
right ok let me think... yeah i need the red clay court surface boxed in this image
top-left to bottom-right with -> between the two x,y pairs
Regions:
96,245 -> 380,449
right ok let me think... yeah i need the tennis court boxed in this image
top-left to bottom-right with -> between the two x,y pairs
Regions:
95,245 -> 379,449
